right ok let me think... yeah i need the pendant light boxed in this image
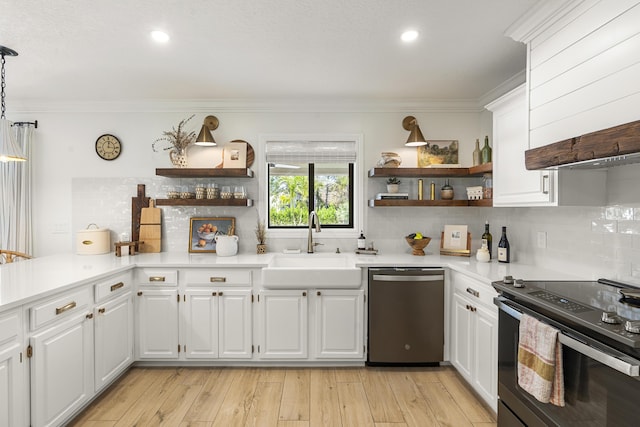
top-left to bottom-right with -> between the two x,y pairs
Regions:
402,115 -> 428,147
0,45 -> 26,162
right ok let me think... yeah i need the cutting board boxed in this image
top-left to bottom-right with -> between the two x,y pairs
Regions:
139,199 -> 161,253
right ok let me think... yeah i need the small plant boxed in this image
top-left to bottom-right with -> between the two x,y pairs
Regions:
255,217 -> 267,245
152,114 -> 196,152
386,177 -> 401,185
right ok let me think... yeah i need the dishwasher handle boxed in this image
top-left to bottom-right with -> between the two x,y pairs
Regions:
372,274 -> 444,282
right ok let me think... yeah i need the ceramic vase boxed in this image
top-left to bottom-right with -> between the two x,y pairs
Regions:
169,147 -> 188,168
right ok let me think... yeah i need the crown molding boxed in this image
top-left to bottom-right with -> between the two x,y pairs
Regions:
9,97 -> 487,114
478,70 -> 527,108
505,0 -> 587,43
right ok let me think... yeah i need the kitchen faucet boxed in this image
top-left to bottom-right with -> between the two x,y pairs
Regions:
307,211 -> 322,253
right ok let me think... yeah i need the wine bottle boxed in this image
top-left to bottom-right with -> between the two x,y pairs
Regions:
472,139 -> 481,166
358,230 -> 366,249
481,221 -> 492,260
481,135 -> 492,164
497,226 -> 510,263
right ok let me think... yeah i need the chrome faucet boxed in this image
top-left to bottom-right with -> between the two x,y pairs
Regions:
307,211 -> 322,253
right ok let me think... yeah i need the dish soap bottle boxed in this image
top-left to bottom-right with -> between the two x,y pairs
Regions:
358,231 -> 366,250
472,138 -> 481,166
498,226 -> 510,263
481,135 -> 492,164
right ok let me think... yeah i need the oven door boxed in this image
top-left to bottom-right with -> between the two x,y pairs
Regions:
496,297 -> 640,427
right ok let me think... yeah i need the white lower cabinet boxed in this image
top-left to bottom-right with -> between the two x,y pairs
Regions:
136,289 -> 179,359
30,311 -> 94,427
183,288 -> 252,359
94,292 -> 133,391
258,289 -> 364,360
0,309 -> 26,427
449,271 -> 498,412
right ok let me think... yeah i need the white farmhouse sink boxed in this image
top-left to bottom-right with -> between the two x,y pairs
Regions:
262,253 -> 362,289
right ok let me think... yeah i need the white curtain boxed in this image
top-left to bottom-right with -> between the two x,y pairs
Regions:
0,122 -> 34,254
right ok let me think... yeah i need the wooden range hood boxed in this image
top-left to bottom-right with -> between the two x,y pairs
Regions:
525,119 -> 640,170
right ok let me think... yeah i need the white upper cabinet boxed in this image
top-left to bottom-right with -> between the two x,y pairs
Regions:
508,0 -> 640,148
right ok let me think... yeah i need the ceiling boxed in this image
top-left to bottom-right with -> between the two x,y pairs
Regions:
1,0 -> 539,104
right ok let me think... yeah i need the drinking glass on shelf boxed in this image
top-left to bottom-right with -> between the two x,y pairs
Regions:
221,186 -> 233,199
234,186 -> 246,199
206,183 -> 219,199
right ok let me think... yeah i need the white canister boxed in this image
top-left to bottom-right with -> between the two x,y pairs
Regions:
76,224 -> 111,255
215,235 -> 238,257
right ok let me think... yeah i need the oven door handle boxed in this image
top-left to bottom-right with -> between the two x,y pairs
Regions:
496,297 -> 640,378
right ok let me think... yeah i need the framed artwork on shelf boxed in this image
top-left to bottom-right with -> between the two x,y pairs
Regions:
188,217 -> 235,253
222,142 -> 247,168
417,140 -> 459,167
440,224 -> 471,257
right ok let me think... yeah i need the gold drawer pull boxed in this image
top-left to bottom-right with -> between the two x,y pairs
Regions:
210,277 -> 226,283
149,276 -> 166,282
98,308 -> 106,314
56,301 -> 77,315
466,287 -> 479,298
110,282 -> 124,292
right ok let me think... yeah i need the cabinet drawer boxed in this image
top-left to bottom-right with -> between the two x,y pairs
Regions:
137,269 -> 178,286
185,269 -> 251,286
452,272 -> 497,308
95,273 -> 131,303
0,309 -> 21,347
30,287 -> 92,331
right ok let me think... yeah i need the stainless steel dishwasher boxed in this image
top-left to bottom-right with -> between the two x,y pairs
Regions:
367,267 -> 444,365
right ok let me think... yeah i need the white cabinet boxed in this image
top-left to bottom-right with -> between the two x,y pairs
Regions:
94,292 -> 133,391
258,289 -> 365,360
314,290 -> 364,359
449,271 -> 498,412
259,290 -> 308,359
487,84 -> 607,207
183,288 -> 252,359
0,309 -> 26,427
30,308 -> 94,427
136,289 -> 179,359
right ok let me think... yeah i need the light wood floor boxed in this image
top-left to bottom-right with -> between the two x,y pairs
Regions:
69,366 -> 496,427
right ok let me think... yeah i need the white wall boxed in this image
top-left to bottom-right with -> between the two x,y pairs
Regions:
15,103 -> 640,284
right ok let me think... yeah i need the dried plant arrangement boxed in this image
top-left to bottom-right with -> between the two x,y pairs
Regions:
152,114 -> 196,152
255,217 -> 267,245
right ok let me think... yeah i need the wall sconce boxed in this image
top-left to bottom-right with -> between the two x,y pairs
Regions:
402,116 -> 427,147
0,45 -> 26,162
195,115 -> 218,146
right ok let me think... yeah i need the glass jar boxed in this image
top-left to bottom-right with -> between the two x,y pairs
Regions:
482,173 -> 493,199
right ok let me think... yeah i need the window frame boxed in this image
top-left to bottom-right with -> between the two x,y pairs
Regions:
259,133 -> 363,239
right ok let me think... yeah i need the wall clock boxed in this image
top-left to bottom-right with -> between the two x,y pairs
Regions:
95,134 -> 122,160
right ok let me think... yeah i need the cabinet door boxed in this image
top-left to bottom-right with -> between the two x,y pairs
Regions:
183,290 -> 218,359
450,293 -> 473,381
259,291 -> 308,359
315,290 -> 364,359
473,304 -> 498,411
30,312 -> 93,427
487,84 -> 554,206
94,292 -> 133,391
0,343 -> 25,427
136,289 -> 179,359
218,289 -> 252,359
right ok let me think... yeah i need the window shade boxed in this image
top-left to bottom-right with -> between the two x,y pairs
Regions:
265,140 -> 357,163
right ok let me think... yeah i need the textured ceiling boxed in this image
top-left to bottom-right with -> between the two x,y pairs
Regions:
0,0 -> 538,103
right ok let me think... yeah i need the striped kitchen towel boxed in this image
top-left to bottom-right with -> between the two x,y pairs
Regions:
517,313 -> 565,407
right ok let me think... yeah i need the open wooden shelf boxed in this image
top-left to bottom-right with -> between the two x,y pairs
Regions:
155,168 -> 254,178
368,163 -> 492,178
368,199 -> 492,207
156,198 -> 254,207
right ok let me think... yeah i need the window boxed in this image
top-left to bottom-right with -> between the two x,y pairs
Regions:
264,136 -> 361,234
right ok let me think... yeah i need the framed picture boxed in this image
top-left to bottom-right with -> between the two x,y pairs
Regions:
417,140 -> 459,167
223,142 -> 247,168
440,224 -> 471,257
188,217 -> 236,253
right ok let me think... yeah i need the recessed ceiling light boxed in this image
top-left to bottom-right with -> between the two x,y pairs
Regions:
151,30 -> 170,43
401,30 -> 419,43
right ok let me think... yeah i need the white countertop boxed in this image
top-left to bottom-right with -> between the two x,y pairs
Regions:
0,251 -> 588,312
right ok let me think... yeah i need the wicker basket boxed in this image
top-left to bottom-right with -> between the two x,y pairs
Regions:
405,236 -> 432,256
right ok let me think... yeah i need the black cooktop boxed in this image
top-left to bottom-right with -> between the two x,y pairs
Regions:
493,278 -> 640,349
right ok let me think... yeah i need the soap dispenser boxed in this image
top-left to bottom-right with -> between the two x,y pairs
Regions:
358,231 -> 366,250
